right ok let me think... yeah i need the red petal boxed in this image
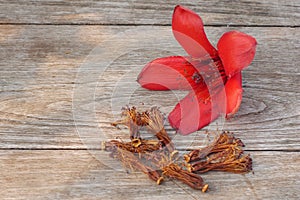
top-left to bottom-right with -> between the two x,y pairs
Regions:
225,72 -> 243,118
137,56 -> 206,90
172,5 -> 218,58
217,31 -> 257,77
168,87 -> 223,135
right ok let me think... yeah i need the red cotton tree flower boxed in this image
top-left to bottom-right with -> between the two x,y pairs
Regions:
137,5 -> 257,135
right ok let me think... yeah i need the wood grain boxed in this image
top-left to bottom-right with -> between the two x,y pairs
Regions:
0,25 -> 299,150
0,1 -> 299,198
0,0 -> 299,26
1,150 -> 299,200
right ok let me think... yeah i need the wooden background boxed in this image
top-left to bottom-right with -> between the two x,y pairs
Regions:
0,1 -> 299,199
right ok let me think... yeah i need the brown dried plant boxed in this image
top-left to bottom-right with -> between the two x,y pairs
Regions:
141,107 -> 175,153
102,138 -> 161,154
111,147 -> 164,185
185,132 -> 252,174
184,131 -> 244,163
162,163 -> 208,192
104,106 -> 252,192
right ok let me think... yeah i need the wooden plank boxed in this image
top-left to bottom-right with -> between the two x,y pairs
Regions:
0,25 -> 299,150
0,0 -> 299,26
0,150 -> 299,199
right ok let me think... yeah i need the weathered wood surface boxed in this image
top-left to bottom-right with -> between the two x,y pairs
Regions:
0,26 -> 299,150
1,150 -> 299,200
0,0 -> 299,26
0,1 -> 299,199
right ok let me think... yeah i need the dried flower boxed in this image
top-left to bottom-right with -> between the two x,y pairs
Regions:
184,131 -> 244,163
112,106 -> 175,153
102,138 -> 161,154
142,107 -> 175,153
188,151 -> 252,174
105,107 -> 253,192
185,132 -> 252,174
110,147 -> 164,185
111,106 -> 147,139
162,163 -> 208,192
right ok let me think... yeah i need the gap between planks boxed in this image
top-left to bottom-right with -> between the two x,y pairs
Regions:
0,23 -> 299,28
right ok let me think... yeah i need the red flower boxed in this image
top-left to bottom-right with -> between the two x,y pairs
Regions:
137,5 -> 257,135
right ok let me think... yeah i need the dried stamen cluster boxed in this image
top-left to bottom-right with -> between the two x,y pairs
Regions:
106,106 -> 207,191
112,106 -> 174,152
142,107 -> 175,153
111,106 -> 147,139
102,139 -> 161,154
185,132 -> 252,174
103,106 -> 252,192
162,163 -> 208,192
113,147 -> 163,184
